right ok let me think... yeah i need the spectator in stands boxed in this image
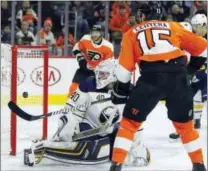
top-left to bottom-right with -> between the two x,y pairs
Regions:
121,13 -> 137,33
16,1 -> 37,30
1,26 -> 11,44
193,1 -> 207,15
56,31 -> 76,56
127,1 -> 139,13
166,14 -> 174,21
1,0 -> 11,29
38,18 -> 56,54
109,5 -> 129,41
22,9 -> 37,34
1,0 -> 11,43
170,3 -> 186,21
16,20 -> 36,45
83,2 -> 95,28
93,2 -> 106,28
71,1 -> 90,40
111,1 -> 130,16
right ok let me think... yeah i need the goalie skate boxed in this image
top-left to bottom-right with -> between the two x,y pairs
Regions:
24,149 -> 35,166
24,139 -> 45,166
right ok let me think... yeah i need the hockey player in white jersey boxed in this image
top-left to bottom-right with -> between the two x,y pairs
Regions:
169,14 -> 207,140
190,14 -> 207,129
24,59 -> 150,167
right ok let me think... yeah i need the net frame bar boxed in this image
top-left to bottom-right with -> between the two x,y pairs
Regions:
10,45 -> 48,155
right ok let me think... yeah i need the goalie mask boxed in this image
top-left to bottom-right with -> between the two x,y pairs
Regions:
95,59 -> 117,89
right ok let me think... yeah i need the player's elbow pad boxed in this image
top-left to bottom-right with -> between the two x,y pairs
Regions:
187,56 -> 207,75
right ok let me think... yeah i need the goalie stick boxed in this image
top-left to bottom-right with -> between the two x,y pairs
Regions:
8,97 -> 111,122
72,108 -> 115,141
72,123 -> 109,141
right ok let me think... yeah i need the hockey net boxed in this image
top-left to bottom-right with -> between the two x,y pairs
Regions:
1,44 -> 49,156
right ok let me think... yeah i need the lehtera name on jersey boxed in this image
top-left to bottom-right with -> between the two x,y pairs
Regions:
133,22 -> 170,33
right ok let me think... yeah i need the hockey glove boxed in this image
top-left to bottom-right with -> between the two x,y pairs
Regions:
77,55 -> 88,72
187,56 -> 206,84
111,81 -> 130,104
187,56 -> 207,76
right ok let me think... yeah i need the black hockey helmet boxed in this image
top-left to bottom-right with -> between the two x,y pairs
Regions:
91,25 -> 104,43
92,24 -> 104,32
137,2 -> 163,21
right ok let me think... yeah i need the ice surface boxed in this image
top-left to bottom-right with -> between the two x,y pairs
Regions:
1,103 -> 207,171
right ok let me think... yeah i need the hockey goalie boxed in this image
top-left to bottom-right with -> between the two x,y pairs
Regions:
24,59 -> 150,167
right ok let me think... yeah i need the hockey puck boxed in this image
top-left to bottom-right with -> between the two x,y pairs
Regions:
23,92 -> 28,98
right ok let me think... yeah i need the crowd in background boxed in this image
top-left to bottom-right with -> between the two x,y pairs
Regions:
1,1 -> 207,57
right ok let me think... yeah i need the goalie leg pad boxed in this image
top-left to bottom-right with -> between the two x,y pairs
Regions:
193,90 -> 205,129
43,138 -> 110,164
124,141 -> 151,167
27,137 -> 111,165
124,129 -> 150,167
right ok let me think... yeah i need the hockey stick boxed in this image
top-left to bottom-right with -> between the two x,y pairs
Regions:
8,97 -> 111,122
72,124 -> 109,141
49,120 -> 103,142
72,107 -> 116,141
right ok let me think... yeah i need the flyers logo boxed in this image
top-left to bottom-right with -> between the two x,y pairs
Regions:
87,50 -> 102,61
131,108 -> 139,115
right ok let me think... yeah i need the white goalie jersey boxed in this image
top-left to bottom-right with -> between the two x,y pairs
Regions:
58,87 -> 123,141
77,91 -> 122,129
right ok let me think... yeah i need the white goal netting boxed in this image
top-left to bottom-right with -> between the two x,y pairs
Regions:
1,44 -> 48,155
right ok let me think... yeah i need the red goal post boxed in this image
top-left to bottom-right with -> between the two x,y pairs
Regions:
9,45 -> 49,155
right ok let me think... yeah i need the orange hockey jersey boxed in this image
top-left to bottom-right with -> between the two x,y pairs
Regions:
116,20 -> 207,82
73,35 -> 114,69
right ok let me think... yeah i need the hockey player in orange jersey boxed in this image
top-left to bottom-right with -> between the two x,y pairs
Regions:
109,2 -> 207,171
69,25 -> 114,95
